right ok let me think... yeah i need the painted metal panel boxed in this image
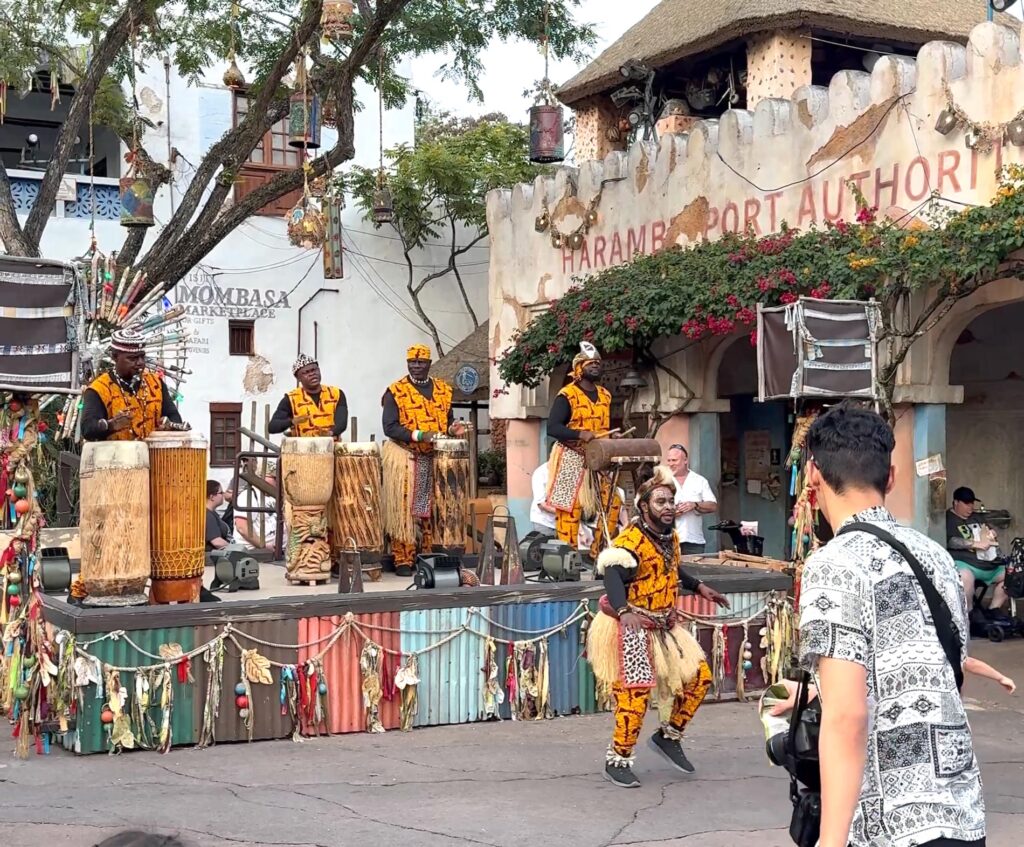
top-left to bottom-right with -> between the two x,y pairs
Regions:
194,619 -> 299,744
75,626 -> 196,754
299,613 -> 401,735
400,607 -> 487,728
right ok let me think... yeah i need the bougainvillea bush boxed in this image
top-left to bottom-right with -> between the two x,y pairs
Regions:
498,167 -> 1024,390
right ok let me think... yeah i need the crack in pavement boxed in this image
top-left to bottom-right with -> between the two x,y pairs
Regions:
612,826 -> 785,845
602,783 -> 671,847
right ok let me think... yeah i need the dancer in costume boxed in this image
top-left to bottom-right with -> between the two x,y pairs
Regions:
588,465 -> 729,788
269,354 -> 348,438
381,344 -> 467,576
81,328 -> 189,442
546,342 -> 622,555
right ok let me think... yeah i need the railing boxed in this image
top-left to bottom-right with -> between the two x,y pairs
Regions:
6,168 -> 120,220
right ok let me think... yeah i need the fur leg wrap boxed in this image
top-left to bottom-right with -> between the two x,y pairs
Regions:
606,746 -> 635,768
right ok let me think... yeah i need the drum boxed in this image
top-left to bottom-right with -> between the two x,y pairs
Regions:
79,441 -> 150,606
433,438 -> 470,548
583,438 -> 662,472
147,431 -> 208,604
280,436 -> 334,506
330,441 -> 384,555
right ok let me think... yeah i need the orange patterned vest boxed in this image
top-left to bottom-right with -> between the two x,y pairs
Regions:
387,377 -> 453,453
88,371 -> 164,442
287,385 -> 341,436
614,524 -> 680,613
558,382 -> 611,438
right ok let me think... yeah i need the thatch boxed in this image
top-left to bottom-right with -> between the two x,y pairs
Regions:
558,0 -> 1019,105
432,323 -> 490,402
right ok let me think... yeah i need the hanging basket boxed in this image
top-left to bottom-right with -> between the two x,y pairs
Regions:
288,93 -> 322,149
372,185 -> 394,224
321,0 -> 354,40
119,174 -> 155,228
285,201 -> 326,249
529,104 -> 565,164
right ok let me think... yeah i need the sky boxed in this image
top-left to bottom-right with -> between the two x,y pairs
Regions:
409,0 -> 661,122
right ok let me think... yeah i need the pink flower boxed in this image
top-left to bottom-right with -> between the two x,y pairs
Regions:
756,276 -> 774,293
681,319 -> 705,339
580,299 -> 591,311
625,316 -> 640,332
749,329 -> 758,347
780,292 -> 798,305
725,294 -> 740,308
856,206 -> 877,224
583,329 -> 595,341
778,269 -> 798,286
547,343 -> 560,354
604,312 -> 615,326
809,281 -> 831,300
706,315 -> 736,335
735,307 -> 756,325
835,220 -> 850,235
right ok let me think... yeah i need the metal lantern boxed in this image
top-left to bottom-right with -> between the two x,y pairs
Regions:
288,93 -> 321,149
321,0 -> 354,40
372,182 -> 394,224
529,103 -> 565,163
285,201 -> 326,249
119,174 -> 155,227
223,56 -> 246,90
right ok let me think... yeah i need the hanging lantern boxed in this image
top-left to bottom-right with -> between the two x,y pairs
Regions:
321,96 -> 337,128
288,92 -> 321,149
223,56 -> 246,90
285,201 -> 326,249
119,173 -> 155,227
529,103 -> 564,164
323,194 -> 345,280
321,0 -> 354,40
372,179 -> 394,224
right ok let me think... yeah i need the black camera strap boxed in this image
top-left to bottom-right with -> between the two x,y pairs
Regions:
838,522 -> 964,692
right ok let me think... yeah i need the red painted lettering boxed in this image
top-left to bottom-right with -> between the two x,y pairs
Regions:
904,156 -> 930,202
562,246 -> 575,275
704,207 -> 720,239
743,199 -> 762,234
721,202 -> 740,234
593,235 -> 607,268
937,150 -> 961,195
609,232 -> 624,265
873,164 -> 899,209
579,237 -> 591,270
765,192 -> 783,232
798,184 -> 817,227
821,180 -> 845,221
627,226 -> 646,257
651,220 -> 666,253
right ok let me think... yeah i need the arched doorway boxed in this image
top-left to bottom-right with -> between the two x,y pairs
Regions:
715,337 -> 791,559
946,301 -> 1024,538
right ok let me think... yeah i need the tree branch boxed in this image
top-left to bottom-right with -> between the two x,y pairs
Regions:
21,3 -> 151,252
402,247 -> 444,355
0,164 -> 33,256
449,218 -> 480,326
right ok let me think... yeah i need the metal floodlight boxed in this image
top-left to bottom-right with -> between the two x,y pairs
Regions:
991,0 -> 1015,13
619,59 -> 652,81
610,85 -> 642,108
934,108 -> 958,135
1007,118 -> 1024,147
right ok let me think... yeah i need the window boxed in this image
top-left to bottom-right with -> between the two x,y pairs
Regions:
228,320 -> 255,356
232,93 -> 303,215
209,403 -> 243,468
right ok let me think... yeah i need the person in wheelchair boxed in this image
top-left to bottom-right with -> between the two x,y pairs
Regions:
947,486 -> 1009,616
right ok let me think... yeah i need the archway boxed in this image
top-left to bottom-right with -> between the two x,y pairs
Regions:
715,337 -> 791,559
946,300 -> 1024,539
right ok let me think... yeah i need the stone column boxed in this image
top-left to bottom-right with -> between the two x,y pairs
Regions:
911,403 -> 948,544
572,96 -> 623,163
745,28 -> 812,109
688,412 -> 722,554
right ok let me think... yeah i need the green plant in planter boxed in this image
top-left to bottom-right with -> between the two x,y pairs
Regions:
477,449 -> 507,486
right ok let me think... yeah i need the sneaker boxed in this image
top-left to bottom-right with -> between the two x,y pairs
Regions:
603,761 -> 640,788
649,731 -> 695,774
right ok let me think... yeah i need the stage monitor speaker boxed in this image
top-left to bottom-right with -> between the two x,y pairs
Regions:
519,530 -> 553,572
39,547 -> 72,594
413,554 -> 462,590
211,551 -> 260,592
539,541 -> 583,582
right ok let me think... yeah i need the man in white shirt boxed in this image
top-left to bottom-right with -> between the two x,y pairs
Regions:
666,444 -> 717,554
530,463 -> 557,534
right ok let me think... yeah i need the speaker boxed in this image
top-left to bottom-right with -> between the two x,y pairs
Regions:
413,554 -> 462,589
39,547 -> 72,594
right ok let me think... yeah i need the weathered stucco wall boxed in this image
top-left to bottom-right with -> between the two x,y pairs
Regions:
488,22 -> 1024,422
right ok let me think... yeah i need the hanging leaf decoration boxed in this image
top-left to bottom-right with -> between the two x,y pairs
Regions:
242,649 -> 274,685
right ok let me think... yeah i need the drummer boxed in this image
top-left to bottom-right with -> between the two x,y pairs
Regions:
269,354 -> 348,438
546,342 -> 622,552
81,327 -> 189,442
381,343 -> 467,576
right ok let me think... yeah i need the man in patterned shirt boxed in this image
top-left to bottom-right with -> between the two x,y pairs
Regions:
790,405 -> 984,847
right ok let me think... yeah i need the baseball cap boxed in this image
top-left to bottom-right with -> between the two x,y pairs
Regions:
952,486 -> 977,504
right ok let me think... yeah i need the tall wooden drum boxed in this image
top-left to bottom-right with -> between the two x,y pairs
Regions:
433,438 -> 470,548
280,437 -> 334,506
330,442 -> 384,556
147,431 -> 207,604
79,441 -> 151,606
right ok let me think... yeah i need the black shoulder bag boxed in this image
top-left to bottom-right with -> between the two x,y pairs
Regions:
784,521 -> 966,847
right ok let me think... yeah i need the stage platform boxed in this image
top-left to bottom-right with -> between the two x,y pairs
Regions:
40,561 -> 792,756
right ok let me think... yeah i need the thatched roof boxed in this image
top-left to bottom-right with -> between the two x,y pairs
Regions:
433,323 -> 489,402
558,0 -> 1018,105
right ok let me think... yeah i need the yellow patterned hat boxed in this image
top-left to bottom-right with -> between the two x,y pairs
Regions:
407,344 -> 432,361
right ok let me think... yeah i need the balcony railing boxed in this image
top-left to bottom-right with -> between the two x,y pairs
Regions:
7,168 -> 120,221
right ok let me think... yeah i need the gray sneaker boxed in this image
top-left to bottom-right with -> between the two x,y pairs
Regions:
603,761 -> 640,788
649,731 -> 695,773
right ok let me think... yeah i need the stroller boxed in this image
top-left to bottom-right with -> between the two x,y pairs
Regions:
969,537 -> 1024,642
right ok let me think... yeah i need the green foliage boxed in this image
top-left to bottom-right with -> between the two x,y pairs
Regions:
477,448 -> 506,485
346,113 -> 541,246
498,169 -> 1024,388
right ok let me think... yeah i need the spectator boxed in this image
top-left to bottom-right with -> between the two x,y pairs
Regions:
793,405 -> 984,847
234,468 -> 280,553
947,486 -> 1007,613
665,444 -> 717,554
205,480 -> 235,552
530,463 -> 557,534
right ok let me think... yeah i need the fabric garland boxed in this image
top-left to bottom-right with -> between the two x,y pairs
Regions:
395,655 -> 420,732
359,641 -> 385,734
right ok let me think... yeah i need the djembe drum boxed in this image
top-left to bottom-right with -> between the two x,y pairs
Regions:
330,442 -> 384,566
432,437 -> 470,549
281,436 -> 334,584
147,431 -> 207,604
79,441 -> 151,606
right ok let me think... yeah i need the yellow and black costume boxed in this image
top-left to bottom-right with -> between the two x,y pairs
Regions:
269,354 -> 348,438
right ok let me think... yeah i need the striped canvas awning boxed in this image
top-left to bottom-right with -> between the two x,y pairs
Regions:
0,255 -> 83,394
